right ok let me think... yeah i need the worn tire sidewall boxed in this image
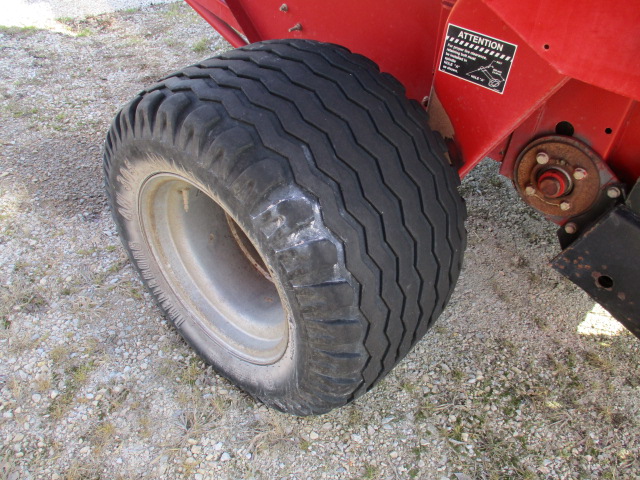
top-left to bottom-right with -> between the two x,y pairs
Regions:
108,138 -> 308,402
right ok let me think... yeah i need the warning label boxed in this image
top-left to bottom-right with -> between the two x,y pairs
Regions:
439,24 -> 517,94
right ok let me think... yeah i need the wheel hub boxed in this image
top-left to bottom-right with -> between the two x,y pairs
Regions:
138,173 -> 288,365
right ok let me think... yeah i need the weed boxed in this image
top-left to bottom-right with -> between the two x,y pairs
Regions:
48,360 -> 96,418
496,337 -> 516,353
209,394 -> 231,415
7,376 -> 24,400
165,3 -> 185,18
415,398 -> 439,421
0,25 -> 38,36
566,349 -> 577,369
583,350 -> 613,372
71,361 -> 95,384
91,421 -> 116,450
433,325 -> 447,335
138,414 -> 152,438
363,463 -> 379,479
192,38 -> 210,54
50,344 -> 70,363
347,406 -> 363,426
64,461 -> 101,480
412,445 -> 427,458
451,368 -> 464,382
172,405 -> 215,444
533,316 -> 548,329
182,459 -> 196,477
401,381 -> 418,394
299,439 -> 311,451
77,28 -> 93,37
246,411 -> 289,454
6,106 -> 39,118
9,330 -> 48,353
35,375 -> 52,392
180,357 -> 202,385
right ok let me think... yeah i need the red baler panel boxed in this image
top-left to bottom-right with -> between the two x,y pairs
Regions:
189,0 -> 640,185
197,0 -> 446,102
485,0 -> 640,101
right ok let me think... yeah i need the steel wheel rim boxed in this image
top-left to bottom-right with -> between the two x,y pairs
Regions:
138,173 -> 288,365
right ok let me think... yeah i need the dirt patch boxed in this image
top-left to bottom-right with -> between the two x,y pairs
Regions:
1,4 -> 639,479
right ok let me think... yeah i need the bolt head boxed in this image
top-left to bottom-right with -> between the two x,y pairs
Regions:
573,168 -> 587,180
607,186 -> 621,199
536,151 -> 550,165
525,185 -> 536,196
564,222 -> 578,234
560,201 -> 571,211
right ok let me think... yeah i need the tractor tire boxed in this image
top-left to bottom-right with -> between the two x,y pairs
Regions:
104,39 -> 466,415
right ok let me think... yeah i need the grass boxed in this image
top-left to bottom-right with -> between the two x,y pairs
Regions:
191,38 -> 210,54
0,25 -> 38,36
363,463 -> 379,479
164,3 -> 187,18
171,403 -> 216,447
245,411 -> 289,454
299,439 -> 311,451
138,414 -> 152,439
76,28 -> 92,37
90,421 -> 117,449
48,359 -> 97,419
50,344 -> 70,363
5,105 -> 39,118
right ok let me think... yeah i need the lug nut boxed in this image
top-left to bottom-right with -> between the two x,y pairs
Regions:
525,185 -> 536,196
564,222 -> 578,234
573,168 -> 587,180
607,186 -> 621,199
536,151 -> 550,165
560,201 -> 571,211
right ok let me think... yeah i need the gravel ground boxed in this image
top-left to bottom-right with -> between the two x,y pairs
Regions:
1,4 -> 639,479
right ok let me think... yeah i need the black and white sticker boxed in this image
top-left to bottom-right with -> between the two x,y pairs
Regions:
439,24 -> 517,94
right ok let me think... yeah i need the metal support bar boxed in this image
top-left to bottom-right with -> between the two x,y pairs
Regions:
552,205 -> 640,338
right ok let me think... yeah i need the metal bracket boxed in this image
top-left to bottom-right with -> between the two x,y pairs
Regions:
627,178 -> 640,214
552,205 -> 640,339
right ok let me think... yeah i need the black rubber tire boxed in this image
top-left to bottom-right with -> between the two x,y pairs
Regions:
104,39 -> 466,415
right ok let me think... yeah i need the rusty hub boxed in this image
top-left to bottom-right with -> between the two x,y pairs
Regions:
514,136 -> 614,221
537,168 -> 571,198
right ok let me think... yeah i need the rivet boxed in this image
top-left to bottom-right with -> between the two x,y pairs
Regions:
560,201 -> 571,211
564,222 -> 578,234
525,185 -> 536,196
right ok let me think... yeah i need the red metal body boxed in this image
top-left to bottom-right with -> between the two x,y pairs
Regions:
185,0 -> 640,189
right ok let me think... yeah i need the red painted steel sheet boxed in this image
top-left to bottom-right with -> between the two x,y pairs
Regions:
191,0 -> 446,102
485,0 -> 640,102
188,0 -> 640,185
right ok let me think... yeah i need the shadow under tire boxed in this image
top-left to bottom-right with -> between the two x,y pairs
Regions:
103,39 -> 466,415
